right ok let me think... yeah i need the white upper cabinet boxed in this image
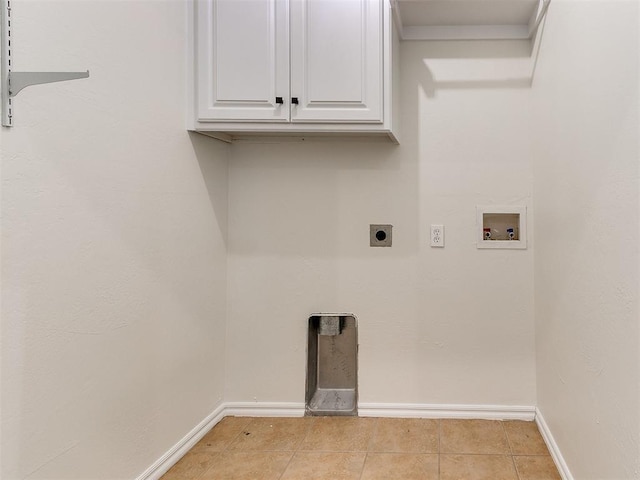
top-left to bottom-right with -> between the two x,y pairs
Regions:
191,0 -> 547,141
196,0 -> 289,121
289,0 -> 382,123
192,0 -> 398,142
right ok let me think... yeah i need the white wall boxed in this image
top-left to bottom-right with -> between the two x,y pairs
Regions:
226,40 -> 537,407
533,1 -> 640,478
1,2 -> 229,479
5,1 -> 637,478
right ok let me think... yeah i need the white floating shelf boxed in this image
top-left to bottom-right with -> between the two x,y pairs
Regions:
391,0 -> 551,41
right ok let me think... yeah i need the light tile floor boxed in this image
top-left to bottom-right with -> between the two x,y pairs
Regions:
161,417 -> 561,480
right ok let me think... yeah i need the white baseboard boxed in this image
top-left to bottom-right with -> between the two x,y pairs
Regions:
358,403 -> 536,420
224,401 -> 305,417
535,408 -> 574,480
223,401 -> 534,420
135,403 -> 226,480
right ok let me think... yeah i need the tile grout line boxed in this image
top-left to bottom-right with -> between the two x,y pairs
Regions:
274,449 -> 294,479
225,416 -> 255,452
502,421 -> 521,480
367,416 -> 380,452
438,418 -> 442,480
358,452 -> 370,480
277,416 -> 316,480
358,417 -> 379,480
255,450 -> 549,456
296,416 -> 315,453
196,416 -> 256,480
198,452 -> 222,480
205,416 -> 251,480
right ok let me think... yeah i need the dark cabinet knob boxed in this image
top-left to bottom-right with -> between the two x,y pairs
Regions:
275,96 -> 283,104
291,97 -> 299,105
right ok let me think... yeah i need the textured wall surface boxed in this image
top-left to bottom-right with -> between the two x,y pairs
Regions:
1,2 -> 229,479
533,1 -> 640,478
3,1 -> 638,479
226,40 -> 537,406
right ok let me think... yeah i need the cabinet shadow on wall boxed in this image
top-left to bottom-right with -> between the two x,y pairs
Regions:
189,131 -> 230,248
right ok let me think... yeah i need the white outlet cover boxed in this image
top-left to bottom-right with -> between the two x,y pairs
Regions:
430,224 -> 444,247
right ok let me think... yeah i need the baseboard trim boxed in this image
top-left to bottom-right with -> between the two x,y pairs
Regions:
535,407 -> 574,480
358,403 -> 536,420
135,403 -> 226,480
224,401 -> 306,417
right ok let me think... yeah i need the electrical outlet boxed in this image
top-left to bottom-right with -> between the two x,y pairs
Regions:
430,224 -> 444,247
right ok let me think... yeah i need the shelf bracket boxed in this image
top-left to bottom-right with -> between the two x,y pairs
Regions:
1,0 -> 90,126
8,71 -> 90,98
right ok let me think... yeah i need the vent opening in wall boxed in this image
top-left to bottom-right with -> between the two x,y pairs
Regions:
306,314 -> 358,416
477,206 -> 527,249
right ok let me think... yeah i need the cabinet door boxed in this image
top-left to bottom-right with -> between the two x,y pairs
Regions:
196,0 -> 289,122
289,0 -> 383,123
